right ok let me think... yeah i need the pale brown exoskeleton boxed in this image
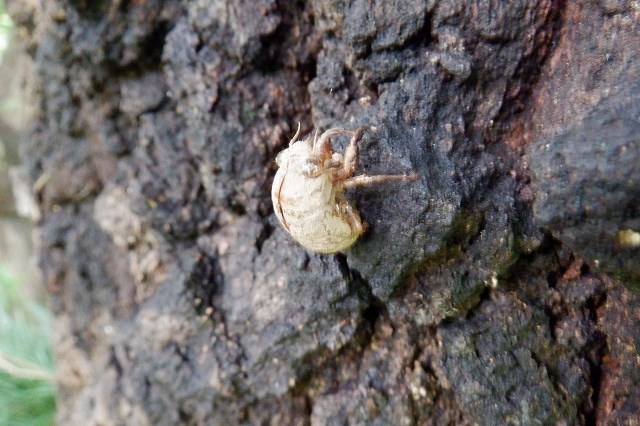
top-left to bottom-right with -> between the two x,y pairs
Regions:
271,124 -> 418,253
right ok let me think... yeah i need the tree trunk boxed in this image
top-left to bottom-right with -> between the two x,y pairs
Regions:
8,0 -> 639,424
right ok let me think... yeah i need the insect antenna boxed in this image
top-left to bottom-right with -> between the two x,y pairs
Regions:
289,122 -> 302,146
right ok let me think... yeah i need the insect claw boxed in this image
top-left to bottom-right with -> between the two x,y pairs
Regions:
352,125 -> 369,140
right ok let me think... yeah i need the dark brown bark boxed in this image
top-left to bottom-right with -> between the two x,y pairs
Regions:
8,0 -> 639,424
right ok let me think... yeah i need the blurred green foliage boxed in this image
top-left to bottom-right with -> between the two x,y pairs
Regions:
0,0 -> 15,118
0,0 -> 12,63
0,5 -> 55,423
0,267 -> 56,426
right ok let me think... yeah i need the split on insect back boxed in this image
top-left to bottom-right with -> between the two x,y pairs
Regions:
271,123 -> 418,254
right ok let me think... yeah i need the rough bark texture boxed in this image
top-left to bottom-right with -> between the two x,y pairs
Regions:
8,0 -> 639,425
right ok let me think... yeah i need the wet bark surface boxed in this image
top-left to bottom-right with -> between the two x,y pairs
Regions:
8,0 -> 639,424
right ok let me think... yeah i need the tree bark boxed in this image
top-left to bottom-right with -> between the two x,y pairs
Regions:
8,0 -> 639,424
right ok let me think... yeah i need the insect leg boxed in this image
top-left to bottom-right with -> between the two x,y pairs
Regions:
342,126 -> 367,175
342,173 -> 418,189
336,194 -> 366,236
331,125 -> 370,181
313,127 -> 352,158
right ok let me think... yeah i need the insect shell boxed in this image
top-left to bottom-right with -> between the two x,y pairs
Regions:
271,124 -> 417,254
